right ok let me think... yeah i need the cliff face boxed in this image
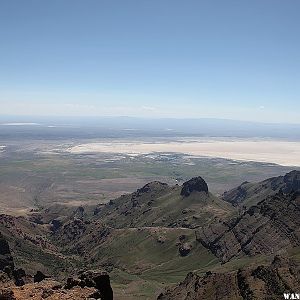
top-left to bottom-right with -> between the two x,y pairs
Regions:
180,176 -> 209,197
196,191 -> 300,262
158,256 -> 300,300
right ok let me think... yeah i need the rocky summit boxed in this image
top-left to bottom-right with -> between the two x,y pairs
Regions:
180,176 -> 209,197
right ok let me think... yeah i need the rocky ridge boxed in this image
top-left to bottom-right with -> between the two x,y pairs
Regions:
196,191 -> 300,262
158,256 -> 300,300
92,178 -> 231,229
0,234 -> 113,299
222,170 -> 300,207
0,171 -> 299,299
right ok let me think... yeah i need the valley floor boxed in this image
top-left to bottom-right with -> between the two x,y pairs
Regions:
69,138 -> 300,166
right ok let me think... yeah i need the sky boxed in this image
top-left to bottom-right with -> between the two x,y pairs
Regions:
0,0 -> 299,123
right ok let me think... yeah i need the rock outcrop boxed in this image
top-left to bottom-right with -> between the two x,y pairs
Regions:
1,279 -> 97,300
33,271 -> 47,283
1,172 -> 299,299
282,170 -> 300,193
180,177 -> 208,197
222,181 -> 250,206
196,191 -> 300,262
0,272 -> 114,300
0,233 -> 14,272
223,170 -> 300,207
65,270 -> 113,300
93,177 -> 229,229
158,256 -> 300,300
0,232 -> 114,299
0,233 -> 32,287
178,243 -> 192,257
134,182 -> 169,197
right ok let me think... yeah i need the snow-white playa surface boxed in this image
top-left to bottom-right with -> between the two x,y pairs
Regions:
68,139 -> 300,167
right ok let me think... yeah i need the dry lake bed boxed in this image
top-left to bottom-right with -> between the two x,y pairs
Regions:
68,138 -> 300,167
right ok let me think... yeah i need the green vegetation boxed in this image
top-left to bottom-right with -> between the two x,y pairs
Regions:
0,147 -> 293,214
88,228 -> 218,299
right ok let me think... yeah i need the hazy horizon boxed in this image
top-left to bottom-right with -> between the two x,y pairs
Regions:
1,114 -> 300,125
1,1 -> 299,123
1,115 -> 300,142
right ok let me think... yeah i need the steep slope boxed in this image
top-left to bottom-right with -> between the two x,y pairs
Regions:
1,172 -> 299,299
157,256 -> 300,300
0,176 -> 229,298
51,217 -> 217,283
94,177 -> 233,229
222,170 -> 300,208
196,190 -> 300,262
47,177 -> 227,297
0,233 -> 113,300
58,172 -> 300,298
0,214 -> 68,275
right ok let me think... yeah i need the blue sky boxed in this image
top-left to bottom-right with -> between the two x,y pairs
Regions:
0,0 -> 299,123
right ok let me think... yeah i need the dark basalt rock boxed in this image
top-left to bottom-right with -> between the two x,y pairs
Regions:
156,236 -> 165,244
132,181 -> 169,199
0,233 -> 14,272
65,277 -> 81,289
74,206 -> 85,219
0,234 -> 31,287
50,219 -> 63,232
282,170 -> 300,193
93,205 -> 104,215
65,270 -> 113,300
197,191 -> 300,263
12,268 -> 26,286
222,182 -> 249,206
157,256 -> 300,300
34,271 -> 47,283
178,243 -> 192,256
180,177 -> 208,197
28,214 -> 44,225
222,170 -> 300,207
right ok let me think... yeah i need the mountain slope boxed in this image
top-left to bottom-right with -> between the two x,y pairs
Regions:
1,172 -> 300,299
0,233 -> 114,300
222,170 -> 300,208
94,177 -> 233,229
157,256 -> 300,300
196,191 -> 300,262
0,214 -> 68,275
159,171 -> 300,299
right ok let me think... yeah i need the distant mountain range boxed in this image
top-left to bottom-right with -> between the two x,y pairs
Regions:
1,116 -> 300,140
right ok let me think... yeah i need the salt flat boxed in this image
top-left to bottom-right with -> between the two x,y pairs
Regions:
68,139 -> 300,167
